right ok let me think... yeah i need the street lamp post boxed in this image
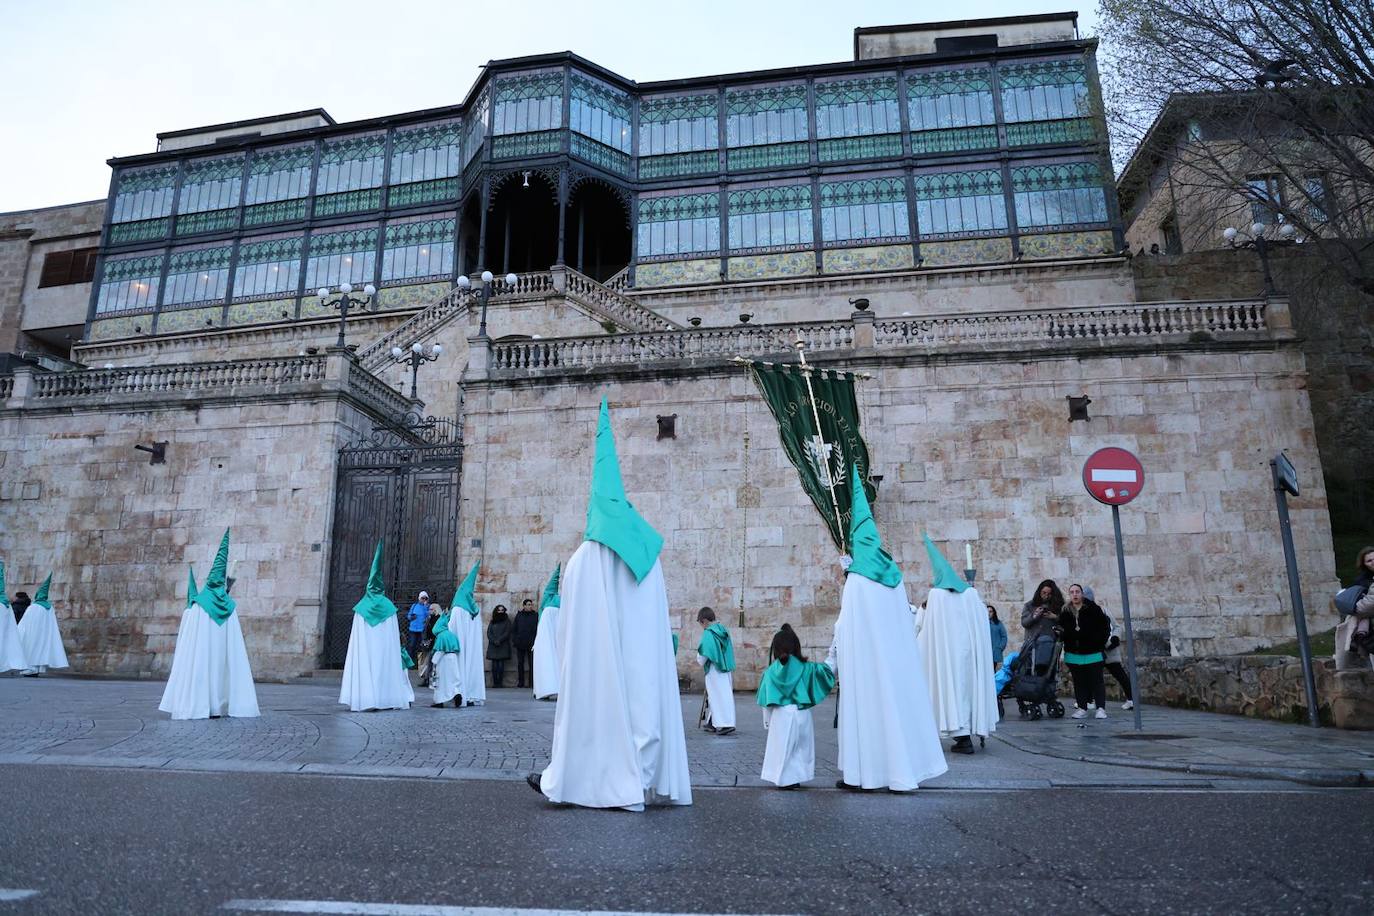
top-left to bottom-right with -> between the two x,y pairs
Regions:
1223,222 -> 1296,296
391,341 -> 443,400
318,282 -> 378,349
457,270 -> 520,339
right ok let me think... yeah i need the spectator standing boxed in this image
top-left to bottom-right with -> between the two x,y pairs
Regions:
1019,580 -> 1064,671
987,605 -> 1008,670
512,598 -> 539,689
486,604 -> 513,687
1060,583 -> 1110,719
1086,587 -> 1134,710
405,590 -> 430,665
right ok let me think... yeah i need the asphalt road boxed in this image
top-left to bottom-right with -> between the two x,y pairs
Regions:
1,766 -> 1371,915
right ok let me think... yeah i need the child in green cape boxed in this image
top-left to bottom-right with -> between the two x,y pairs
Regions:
756,624 -> 836,789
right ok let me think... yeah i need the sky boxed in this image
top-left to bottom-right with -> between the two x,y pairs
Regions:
0,0 -> 1097,212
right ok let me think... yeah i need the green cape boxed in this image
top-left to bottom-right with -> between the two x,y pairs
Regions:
353,541 -> 398,627
846,464 -> 902,587
34,572 -> 52,606
195,529 -> 237,625
697,622 -> 736,673
453,560 -> 480,619
431,611 -> 460,653
755,657 -> 837,710
539,563 -> 561,615
585,397 -> 663,582
672,632 -> 680,655
185,566 -> 198,608
923,532 -> 969,593
0,560 -> 10,609
401,645 -> 416,669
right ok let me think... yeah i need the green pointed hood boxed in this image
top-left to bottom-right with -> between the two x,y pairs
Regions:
453,560 -> 480,618
540,563 -> 561,611
34,572 -> 53,606
923,532 -> 969,593
185,566 -> 199,608
195,529 -> 237,624
584,397 -> 663,582
354,541 -> 398,627
0,560 -> 9,608
846,464 -> 902,587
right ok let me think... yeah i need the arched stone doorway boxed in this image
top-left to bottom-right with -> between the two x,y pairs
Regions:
565,179 -> 631,282
487,171 -> 559,275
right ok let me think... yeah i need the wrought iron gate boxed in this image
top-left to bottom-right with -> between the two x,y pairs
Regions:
322,420 -> 463,667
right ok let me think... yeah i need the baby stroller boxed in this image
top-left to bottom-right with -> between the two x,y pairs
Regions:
1001,631 -> 1066,720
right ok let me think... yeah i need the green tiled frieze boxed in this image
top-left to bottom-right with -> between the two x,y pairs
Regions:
817,134 -> 902,162
635,258 -> 720,288
175,208 -> 238,236
726,251 -> 815,282
919,236 -> 1012,268
821,244 -> 914,275
570,135 -> 630,175
377,281 -> 450,310
228,298 -> 297,326
1006,118 -> 1099,147
727,142 -> 808,171
244,198 -> 308,227
387,178 -> 460,208
638,151 -> 718,179
314,188 -> 383,217
492,130 -> 562,159
1018,230 -> 1115,260
299,296 -> 336,319
88,314 -> 153,341
909,125 -> 999,154
108,218 -> 169,244
155,305 -> 223,334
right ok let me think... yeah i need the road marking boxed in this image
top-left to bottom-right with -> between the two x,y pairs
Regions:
222,902 -> 772,916
1090,468 -> 1138,483
0,889 -> 39,902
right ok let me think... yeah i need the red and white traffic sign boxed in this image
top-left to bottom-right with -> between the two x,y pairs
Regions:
1082,447 -> 1145,506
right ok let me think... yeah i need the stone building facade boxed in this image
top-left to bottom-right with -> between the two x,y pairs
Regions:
0,200 -> 104,367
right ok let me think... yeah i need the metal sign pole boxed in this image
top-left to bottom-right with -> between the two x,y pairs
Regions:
1271,456 -> 1320,728
1111,505 -> 1144,732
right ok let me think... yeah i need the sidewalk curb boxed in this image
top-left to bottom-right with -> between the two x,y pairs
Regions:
993,734 -> 1372,788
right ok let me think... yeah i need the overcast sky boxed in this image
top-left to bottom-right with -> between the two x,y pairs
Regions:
0,0 -> 1095,212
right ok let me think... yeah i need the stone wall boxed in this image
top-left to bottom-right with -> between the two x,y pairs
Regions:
0,200 -> 105,357
459,325 -> 1339,686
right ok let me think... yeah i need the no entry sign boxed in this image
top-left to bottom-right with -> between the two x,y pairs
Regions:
1082,447 -> 1145,506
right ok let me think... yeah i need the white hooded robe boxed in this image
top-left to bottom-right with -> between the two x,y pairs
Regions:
18,600 -> 69,673
0,602 -> 28,673
338,611 -> 414,712
916,586 -> 998,740
532,603 -> 561,699
450,606 -> 486,706
159,600 -> 260,720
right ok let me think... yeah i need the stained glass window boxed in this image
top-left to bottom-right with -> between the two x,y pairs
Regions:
1011,162 -> 1108,229
176,155 -> 243,235
999,58 -> 1095,146
163,244 -> 233,307
727,184 -> 813,252
492,71 -> 564,134
636,192 -> 721,259
820,177 -> 909,244
906,67 -> 997,154
305,226 -> 378,289
244,145 -> 313,226
725,84 -> 809,169
640,93 -> 718,155
463,88 -> 489,168
109,165 -> 176,243
814,76 -> 901,161
570,74 -> 631,152
390,122 -> 461,186
913,169 -> 1008,237
317,134 -> 385,215
233,234 -> 303,300
382,217 -> 455,282
95,253 -> 162,313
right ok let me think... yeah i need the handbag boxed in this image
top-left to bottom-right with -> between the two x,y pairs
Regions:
1335,585 -> 1367,617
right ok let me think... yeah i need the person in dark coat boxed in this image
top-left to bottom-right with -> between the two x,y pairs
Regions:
1059,583 -> 1110,718
512,598 -> 539,689
1019,580 -> 1064,673
987,605 -> 1008,669
11,591 -> 31,624
486,604 -> 513,687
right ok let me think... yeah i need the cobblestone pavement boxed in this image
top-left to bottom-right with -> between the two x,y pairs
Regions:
1,673 -> 1369,788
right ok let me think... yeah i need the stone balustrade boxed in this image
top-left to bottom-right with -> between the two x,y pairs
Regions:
560,266 -> 681,332
486,298 -> 1278,377
358,287 -> 472,371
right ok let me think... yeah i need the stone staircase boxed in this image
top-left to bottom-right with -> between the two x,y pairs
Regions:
357,266 -> 677,371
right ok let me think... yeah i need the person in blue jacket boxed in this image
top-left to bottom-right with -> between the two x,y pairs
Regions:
988,604 -> 1008,670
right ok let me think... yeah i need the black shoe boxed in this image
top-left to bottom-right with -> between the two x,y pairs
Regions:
431,702 -> 445,708
716,726 -> 736,736
835,779 -> 864,792
525,773 -> 545,796
702,724 -> 717,733
453,696 -> 462,708
951,736 -> 975,755
777,783 -> 801,791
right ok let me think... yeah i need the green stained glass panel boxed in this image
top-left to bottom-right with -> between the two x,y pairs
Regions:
909,126 -> 998,154
244,199 -> 308,227
238,236 -> 303,265
491,130 -> 562,158
314,189 -> 382,217
638,150 -> 719,179
103,254 -> 164,282
728,184 -> 812,214
727,142 -> 808,170
641,93 -> 717,122
175,208 -> 238,236
385,217 -> 455,249
817,134 -> 901,162
108,218 -> 169,244
1010,162 -> 1103,192
1006,118 -> 1098,146
570,134 -> 629,175
639,193 -> 719,223
167,244 -> 233,273
388,177 -> 460,207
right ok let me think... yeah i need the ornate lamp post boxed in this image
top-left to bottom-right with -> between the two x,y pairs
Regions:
391,341 -> 442,400
1223,222 -> 1296,296
318,282 -> 378,349
456,270 -> 520,339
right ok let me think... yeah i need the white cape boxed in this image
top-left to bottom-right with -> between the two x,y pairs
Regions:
760,705 -> 814,787
532,603 -> 561,699
697,661 -> 736,728
1,603 -> 28,673
538,541 -> 692,809
916,586 -> 998,739
158,602 -> 260,720
827,574 -> 948,790
450,607 -> 486,706
432,650 -> 461,705
18,602 -> 69,673
338,612 -> 414,711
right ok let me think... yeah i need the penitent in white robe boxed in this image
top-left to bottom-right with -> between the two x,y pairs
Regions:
696,656 -> 736,728
826,574 -> 948,791
532,603 -> 561,699
537,541 -> 692,810
0,603 -> 28,673
159,601 -> 260,720
432,650 -> 461,706
18,601 -> 69,674
760,705 -> 815,787
338,612 -> 414,712
450,608 -> 486,707
916,586 -> 998,740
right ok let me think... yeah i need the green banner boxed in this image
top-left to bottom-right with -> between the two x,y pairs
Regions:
747,360 -> 876,553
